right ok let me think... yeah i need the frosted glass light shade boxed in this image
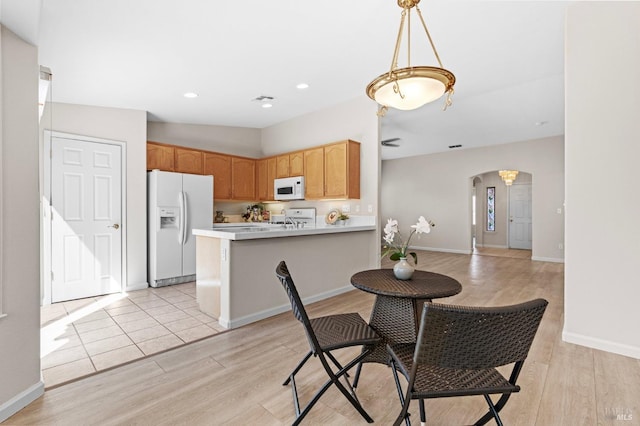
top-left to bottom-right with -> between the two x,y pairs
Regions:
367,66 -> 455,111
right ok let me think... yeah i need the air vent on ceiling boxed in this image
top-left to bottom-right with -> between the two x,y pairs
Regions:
448,144 -> 462,149
252,95 -> 274,102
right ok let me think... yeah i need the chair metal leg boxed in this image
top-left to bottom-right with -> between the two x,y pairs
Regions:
353,361 -> 363,389
283,351 -> 312,385
480,394 -> 503,426
289,348 -> 375,425
474,393 -> 510,426
390,358 -> 412,426
419,399 -> 426,425
475,361 -> 523,425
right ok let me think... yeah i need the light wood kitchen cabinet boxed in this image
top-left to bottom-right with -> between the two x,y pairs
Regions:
174,147 -> 203,174
289,151 -> 304,176
256,157 -> 277,201
147,142 -> 175,171
256,159 -> 268,201
231,157 -> 256,200
204,153 -> 232,200
276,155 -> 290,178
324,140 -> 360,199
267,157 -> 276,200
303,147 -> 325,199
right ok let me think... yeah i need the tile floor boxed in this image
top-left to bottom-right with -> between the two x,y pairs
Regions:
40,282 -> 225,388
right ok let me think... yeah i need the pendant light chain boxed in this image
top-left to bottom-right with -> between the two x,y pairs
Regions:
416,5 -> 444,69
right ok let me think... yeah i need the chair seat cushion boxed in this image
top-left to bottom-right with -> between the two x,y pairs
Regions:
311,313 -> 381,352
389,343 -> 521,398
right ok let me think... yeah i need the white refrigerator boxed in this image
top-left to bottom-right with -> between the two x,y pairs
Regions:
148,170 -> 213,287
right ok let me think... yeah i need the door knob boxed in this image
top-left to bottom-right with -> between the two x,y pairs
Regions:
109,223 -> 120,230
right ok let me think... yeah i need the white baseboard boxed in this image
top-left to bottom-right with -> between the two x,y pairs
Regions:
478,244 -> 509,249
531,256 -> 565,263
225,285 -> 354,329
0,380 -> 44,422
409,245 -> 471,255
125,281 -> 149,292
563,331 -> 640,360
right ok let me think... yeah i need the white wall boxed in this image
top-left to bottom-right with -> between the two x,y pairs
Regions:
43,102 -> 148,290
381,136 -> 564,262
564,2 -> 640,359
147,121 -> 262,158
0,25 -> 43,422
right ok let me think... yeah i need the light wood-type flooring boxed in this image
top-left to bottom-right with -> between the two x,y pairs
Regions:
7,250 -> 640,425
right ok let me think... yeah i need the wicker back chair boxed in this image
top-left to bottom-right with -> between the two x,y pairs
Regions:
275,261 -> 381,425
387,298 -> 548,426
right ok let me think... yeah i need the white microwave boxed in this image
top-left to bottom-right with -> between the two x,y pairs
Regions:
274,176 -> 305,200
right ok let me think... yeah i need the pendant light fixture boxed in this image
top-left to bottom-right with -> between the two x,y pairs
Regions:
499,170 -> 519,186
366,0 -> 455,115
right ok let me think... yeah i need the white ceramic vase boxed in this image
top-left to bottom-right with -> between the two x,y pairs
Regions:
393,257 -> 415,280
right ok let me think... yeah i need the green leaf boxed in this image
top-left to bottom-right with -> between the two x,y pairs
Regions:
389,252 -> 401,261
409,252 -> 418,264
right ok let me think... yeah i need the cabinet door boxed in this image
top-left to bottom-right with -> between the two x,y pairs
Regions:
324,143 -> 348,198
204,153 -> 232,200
304,147 -> 324,199
232,157 -> 256,200
175,147 -> 203,174
276,155 -> 290,178
267,157 -> 276,200
289,151 -> 304,176
256,159 -> 268,201
323,141 -> 360,199
147,143 -> 174,171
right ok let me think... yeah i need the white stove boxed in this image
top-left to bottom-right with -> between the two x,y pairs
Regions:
284,208 -> 316,228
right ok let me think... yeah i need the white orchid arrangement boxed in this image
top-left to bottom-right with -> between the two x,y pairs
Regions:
382,216 -> 434,264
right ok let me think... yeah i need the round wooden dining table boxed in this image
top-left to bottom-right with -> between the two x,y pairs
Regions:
351,268 -> 462,365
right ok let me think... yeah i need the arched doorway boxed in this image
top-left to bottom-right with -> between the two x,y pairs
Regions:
471,170 -> 532,258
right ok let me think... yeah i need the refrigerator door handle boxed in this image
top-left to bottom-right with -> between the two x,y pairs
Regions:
178,191 -> 185,245
182,191 -> 189,245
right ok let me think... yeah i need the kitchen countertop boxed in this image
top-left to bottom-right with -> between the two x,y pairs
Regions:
193,218 -> 376,241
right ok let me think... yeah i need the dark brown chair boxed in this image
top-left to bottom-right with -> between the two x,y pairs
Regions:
387,298 -> 548,426
275,261 -> 381,425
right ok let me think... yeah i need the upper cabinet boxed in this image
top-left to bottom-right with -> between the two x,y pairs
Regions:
147,139 -> 360,201
204,153 -> 232,200
324,140 -> 360,199
289,151 -> 304,176
147,142 -> 175,171
231,157 -> 256,200
276,155 -> 290,178
304,147 -> 324,199
174,147 -> 203,174
256,157 -> 277,201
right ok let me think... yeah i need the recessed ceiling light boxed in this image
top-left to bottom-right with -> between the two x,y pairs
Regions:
262,103 -> 273,109
183,92 -> 199,98
296,83 -> 309,90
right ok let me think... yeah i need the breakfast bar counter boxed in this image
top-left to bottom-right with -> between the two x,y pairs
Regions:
192,218 -> 377,329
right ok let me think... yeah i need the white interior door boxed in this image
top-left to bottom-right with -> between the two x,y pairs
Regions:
51,136 -> 122,302
509,184 -> 532,250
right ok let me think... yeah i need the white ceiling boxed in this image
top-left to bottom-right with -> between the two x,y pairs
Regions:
4,0 -> 569,160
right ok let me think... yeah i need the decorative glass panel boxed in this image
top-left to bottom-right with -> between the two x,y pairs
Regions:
487,187 -> 495,231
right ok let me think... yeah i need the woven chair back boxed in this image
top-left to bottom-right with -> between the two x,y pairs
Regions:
415,299 -> 548,369
275,260 -> 319,352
